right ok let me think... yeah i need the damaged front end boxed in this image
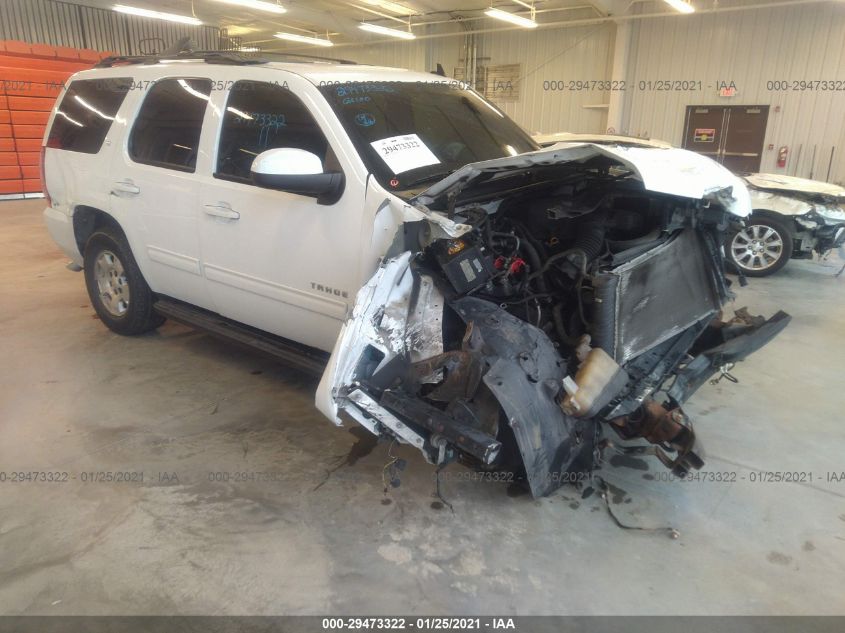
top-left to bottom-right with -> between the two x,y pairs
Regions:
317,145 -> 791,497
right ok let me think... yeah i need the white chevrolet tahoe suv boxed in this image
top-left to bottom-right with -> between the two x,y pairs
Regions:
43,51 -> 789,497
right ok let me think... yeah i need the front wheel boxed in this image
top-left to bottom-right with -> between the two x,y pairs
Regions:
83,227 -> 165,335
727,215 -> 794,277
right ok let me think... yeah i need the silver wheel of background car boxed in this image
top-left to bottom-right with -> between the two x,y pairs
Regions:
94,250 -> 131,317
730,224 -> 785,272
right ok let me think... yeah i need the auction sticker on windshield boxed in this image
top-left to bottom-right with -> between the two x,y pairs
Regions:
370,134 -> 440,174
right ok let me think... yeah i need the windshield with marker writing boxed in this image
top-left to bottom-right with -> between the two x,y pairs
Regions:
318,81 -> 538,193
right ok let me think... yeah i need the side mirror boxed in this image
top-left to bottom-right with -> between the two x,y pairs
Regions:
250,147 -> 344,205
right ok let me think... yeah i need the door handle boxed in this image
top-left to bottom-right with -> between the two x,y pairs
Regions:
110,179 -> 140,196
203,204 -> 240,220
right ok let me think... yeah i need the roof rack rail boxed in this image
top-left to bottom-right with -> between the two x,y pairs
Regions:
95,50 -> 358,68
95,51 -> 266,68
246,51 -> 359,65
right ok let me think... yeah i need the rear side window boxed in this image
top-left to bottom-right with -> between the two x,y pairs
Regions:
129,78 -> 212,172
216,80 -> 330,181
47,78 -> 131,154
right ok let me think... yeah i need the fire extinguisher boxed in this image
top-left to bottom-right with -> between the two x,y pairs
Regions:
777,146 -> 788,168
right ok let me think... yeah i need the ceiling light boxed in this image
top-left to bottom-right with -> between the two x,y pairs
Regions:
360,0 -> 416,15
275,32 -> 334,47
225,25 -> 258,35
662,0 -> 695,13
359,22 -> 416,39
484,7 -> 537,28
214,0 -> 286,14
113,4 -> 202,25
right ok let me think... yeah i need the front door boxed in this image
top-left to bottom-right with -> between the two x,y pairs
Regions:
682,105 -> 769,172
197,74 -> 365,352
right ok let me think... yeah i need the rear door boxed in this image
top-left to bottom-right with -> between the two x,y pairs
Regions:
109,75 -> 216,311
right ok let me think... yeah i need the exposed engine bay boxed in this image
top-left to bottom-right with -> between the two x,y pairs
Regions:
317,144 -> 791,497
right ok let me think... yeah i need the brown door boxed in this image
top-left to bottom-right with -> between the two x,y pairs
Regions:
721,106 -> 769,172
682,106 -> 725,161
683,105 -> 769,173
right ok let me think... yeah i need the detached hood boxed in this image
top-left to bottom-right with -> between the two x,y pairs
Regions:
533,132 -> 673,149
413,143 -> 751,218
743,173 -> 845,199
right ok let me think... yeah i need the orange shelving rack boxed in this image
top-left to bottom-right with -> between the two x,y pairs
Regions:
0,41 -> 113,198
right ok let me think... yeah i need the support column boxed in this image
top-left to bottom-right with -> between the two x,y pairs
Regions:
606,20 -> 630,135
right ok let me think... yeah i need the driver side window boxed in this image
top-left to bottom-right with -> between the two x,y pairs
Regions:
215,81 -> 335,182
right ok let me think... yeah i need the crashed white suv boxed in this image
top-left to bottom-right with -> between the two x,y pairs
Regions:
42,52 -> 789,496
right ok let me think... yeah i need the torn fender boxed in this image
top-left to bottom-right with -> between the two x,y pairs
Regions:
316,252 -> 415,426
451,297 -> 595,497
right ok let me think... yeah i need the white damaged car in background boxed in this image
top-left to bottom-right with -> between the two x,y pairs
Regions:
726,173 -> 845,276
317,141 -> 791,497
534,135 -> 845,278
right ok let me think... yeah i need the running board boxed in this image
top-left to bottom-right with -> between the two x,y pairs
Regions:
153,297 -> 328,377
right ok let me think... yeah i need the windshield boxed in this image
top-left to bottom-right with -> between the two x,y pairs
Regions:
318,81 -> 538,192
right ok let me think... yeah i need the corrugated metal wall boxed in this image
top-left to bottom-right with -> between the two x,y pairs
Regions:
333,28 -> 462,77
3,0 -> 842,180
340,2 -> 845,182
473,22 -> 614,135
623,2 -> 845,183
338,18 -> 614,136
0,0 -> 219,54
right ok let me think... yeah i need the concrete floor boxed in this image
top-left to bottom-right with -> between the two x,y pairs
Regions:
1,198 -> 844,616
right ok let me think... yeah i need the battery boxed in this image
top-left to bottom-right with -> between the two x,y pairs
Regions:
431,238 -> 493,294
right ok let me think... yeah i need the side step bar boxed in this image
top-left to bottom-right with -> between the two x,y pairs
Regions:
153,297 -> 328,377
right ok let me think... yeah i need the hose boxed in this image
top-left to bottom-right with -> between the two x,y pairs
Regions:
527,247 -> 588,281
553,302 -> 579,346
573,216 -> 607,262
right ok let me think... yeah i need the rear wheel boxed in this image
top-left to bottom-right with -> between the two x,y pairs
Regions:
728,215 -> 793,277
83,227 -> 165,335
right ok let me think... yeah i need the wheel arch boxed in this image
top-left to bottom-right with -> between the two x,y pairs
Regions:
72,205 -> 126,255
748,209 -> 798,238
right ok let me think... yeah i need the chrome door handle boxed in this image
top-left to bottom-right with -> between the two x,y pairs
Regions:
111,179 -> 140,196
203,204 -> 240,220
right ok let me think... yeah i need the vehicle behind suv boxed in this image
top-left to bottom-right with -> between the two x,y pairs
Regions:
42,52 -> 789,497
726,173 -> 845,276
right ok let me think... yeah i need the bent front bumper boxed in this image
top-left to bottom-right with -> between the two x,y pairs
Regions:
667,310 -> 792,404
316,249 -> 790,498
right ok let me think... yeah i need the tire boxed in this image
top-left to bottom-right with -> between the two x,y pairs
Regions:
83,226 -> 165,335
727,214 -> 794,277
